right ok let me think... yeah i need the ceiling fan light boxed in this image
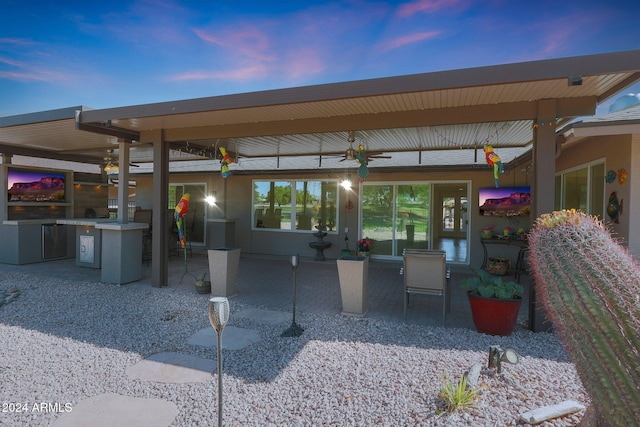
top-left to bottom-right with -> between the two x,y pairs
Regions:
345,148 -> 356,160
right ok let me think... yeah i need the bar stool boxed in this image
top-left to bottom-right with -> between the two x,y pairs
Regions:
515,247 -> 529,282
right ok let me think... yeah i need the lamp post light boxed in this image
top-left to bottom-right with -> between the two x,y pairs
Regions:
281,253 -> 304,337
208,297 -> 230,427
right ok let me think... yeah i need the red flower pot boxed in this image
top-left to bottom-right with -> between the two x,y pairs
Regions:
467,292 -> 522,336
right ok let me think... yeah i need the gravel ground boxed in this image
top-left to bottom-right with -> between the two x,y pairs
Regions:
0,271 -> 588,426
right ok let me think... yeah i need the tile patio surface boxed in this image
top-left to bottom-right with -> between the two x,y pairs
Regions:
2,248 -> 533,331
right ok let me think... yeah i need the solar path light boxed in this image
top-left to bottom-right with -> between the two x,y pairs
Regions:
281,253 -> 304,337
209,297 -> 230,427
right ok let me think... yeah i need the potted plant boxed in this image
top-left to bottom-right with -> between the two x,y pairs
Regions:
356,237 -> 372,257
194,271 -> 211,294
462,269 -> 524,336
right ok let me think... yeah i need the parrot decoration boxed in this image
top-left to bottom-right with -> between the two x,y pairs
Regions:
484,144 -> 504,188
355,144 -> 369,181
174,193 -> 190,248
218,147 -> 233,178
607,191 -> 623,224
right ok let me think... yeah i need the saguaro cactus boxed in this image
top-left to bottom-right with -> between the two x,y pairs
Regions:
528,209 -> 640,426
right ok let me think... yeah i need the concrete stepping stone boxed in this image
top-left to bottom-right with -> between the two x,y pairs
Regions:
126,351 -> 215,383
52,392 -> 177,427
187,326 -> 261,350
235,308 -> 291,325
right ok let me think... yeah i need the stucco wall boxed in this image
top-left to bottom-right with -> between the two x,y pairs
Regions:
628,134 -> 640,256
556,134 -> 635,252
132,163 -> 532,267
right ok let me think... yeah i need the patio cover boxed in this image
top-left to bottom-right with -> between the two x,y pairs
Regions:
2,49 -> 640,288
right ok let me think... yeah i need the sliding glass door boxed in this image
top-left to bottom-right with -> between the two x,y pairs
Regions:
360,181 -> 468,263
361,183 -> 430,257
432,183 -> 468,263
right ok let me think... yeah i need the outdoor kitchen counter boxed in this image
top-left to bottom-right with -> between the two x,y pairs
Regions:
3,219 -> 68,225
0,219 -> 76,264
57,218 -> 149,284
56,218 -> 116,227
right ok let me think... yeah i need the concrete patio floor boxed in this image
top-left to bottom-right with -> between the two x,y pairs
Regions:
3,248 -> 534,332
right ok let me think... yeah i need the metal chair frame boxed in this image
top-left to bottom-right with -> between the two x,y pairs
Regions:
402,249 -> 450,324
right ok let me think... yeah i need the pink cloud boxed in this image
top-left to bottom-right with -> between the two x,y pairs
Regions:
195,27 -> 274,63
282,50 -> 326,80
193,29 -> 224,46
397,0 -> 464,18
171,63 -> 271,82
378,31 -> 442,52
0,52 -> 75,83
0,38 -> 36,47
0,56 -> 26,68
186,18 -> 330,83
521,9 -> 606,58
171,2 -> 389,83
72,0 -> 194,50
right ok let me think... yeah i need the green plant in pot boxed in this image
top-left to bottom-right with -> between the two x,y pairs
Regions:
462,269 -> 524,336
194,271 -> 211,294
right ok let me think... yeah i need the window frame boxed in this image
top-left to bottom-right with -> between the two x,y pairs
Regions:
252,179 -> 339,233
555,158 -> 606,219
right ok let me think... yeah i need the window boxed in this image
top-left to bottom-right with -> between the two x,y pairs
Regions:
555,160 -> 605,219
253,180 -> 338,232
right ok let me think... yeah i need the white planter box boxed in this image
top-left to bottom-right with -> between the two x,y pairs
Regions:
207,248 -> 241,297
336,255 -> 369,316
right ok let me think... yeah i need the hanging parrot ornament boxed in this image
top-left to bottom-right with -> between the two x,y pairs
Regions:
174,193 -> 190,248
218,147 -> 233,178
356,144 -> 369,181
484,144 -> 504,187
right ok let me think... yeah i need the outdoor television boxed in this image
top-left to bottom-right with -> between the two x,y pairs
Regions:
479,186 -> 530,217
7,167 -> 66,202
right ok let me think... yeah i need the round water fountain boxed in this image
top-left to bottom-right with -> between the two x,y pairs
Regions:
309,220 -> 332,261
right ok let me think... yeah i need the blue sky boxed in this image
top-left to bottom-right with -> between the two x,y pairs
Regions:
1,0 -> 639,118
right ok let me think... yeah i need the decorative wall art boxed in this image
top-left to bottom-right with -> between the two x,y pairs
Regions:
607,191 -> 622,223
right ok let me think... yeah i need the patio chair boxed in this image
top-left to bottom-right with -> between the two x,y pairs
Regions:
402,249 -> 450,324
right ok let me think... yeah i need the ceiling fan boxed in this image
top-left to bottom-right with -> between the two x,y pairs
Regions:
103,155 -> 140,174
339,131 -> 391,162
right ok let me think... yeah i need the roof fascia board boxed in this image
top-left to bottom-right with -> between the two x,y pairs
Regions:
573,124 -> 640,137
78,50 -> 640,124
0,106 -> 86,127
597,72 -> 640,103
574,117 -> 640,128
151,97 -> 595,141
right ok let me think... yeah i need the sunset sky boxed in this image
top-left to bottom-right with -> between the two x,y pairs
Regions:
1,0 -> 639,117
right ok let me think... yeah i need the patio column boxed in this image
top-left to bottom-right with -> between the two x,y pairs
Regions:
150,130 -> 170,287
530,99 -> 556,332
117,139 -> 131,224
